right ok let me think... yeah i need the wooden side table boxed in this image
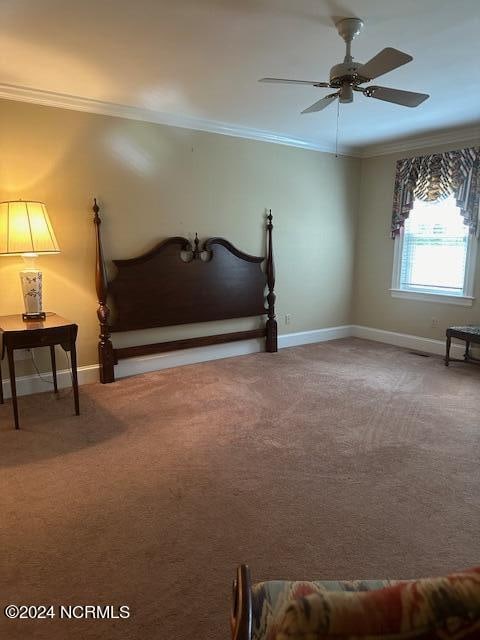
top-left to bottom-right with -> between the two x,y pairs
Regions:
0,313 -> 79,429
445,325 -> 480,366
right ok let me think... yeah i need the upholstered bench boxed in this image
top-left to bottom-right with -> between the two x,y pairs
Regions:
231,564 -> 480,640
445,325 -> 480,366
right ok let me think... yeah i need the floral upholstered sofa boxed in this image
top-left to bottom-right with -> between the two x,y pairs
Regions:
230,565 -> 480,640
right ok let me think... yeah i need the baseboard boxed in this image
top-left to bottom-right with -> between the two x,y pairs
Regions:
351,325 -> 465,358
0,364 -> 99,400
278,325 -> 353,348
0,324 -> 465,399
0,326 -> 352,399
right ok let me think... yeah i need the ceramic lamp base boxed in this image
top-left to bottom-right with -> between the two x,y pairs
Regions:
19,268 -> 44,319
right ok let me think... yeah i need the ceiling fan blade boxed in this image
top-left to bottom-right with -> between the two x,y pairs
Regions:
359,47 -> 413,80
365,85 -> 429,107
301,94 -> 338,114
259,77 -> 330,87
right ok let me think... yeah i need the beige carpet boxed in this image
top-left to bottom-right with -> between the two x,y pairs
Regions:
0,338 -> 479,640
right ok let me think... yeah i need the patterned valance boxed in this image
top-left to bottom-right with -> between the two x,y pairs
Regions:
391,146 -> 480,238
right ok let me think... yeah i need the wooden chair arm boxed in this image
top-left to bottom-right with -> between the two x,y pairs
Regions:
231,564 -> 252,640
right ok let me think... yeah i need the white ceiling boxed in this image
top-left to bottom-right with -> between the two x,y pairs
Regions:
1,0 -> 479,154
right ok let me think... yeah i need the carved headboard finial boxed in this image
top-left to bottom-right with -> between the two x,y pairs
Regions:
193,232 -> 201,259
93,197 -> 100,224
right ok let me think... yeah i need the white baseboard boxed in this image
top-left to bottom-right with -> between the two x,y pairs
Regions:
0,364 -> 99,400
351,325 -> 465,358
278,325 -> 353,348
0,324 -> 465,399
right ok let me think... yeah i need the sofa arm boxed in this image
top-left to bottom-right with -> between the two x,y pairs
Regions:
231,565 -> 253,640
231,565 -> 395,640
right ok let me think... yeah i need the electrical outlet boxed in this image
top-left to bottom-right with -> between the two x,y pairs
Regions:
285,313 -> 292,325
431,318 -> 440,328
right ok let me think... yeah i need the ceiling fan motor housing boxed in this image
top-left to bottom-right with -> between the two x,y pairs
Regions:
329,61 -> 369,91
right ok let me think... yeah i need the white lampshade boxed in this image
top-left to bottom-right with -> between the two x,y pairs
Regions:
0,200 -> 60,255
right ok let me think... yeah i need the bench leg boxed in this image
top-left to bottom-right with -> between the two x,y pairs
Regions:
445,335 -> 451,366
464,341 -> 471,361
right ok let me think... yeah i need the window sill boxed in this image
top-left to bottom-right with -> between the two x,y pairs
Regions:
390,289 -> 474,307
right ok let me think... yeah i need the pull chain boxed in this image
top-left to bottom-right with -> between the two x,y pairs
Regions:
335,98 -> 340,158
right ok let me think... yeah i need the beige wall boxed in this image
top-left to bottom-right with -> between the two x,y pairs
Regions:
353,138 -> 480,340
0,99 -> 360,374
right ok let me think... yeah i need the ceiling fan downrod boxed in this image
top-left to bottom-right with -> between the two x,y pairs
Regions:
329,18 -> 367,103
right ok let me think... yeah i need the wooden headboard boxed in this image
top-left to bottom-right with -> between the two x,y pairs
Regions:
93,200 -> 277,383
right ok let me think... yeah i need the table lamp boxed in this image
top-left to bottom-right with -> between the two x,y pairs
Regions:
0,200 -> 60,321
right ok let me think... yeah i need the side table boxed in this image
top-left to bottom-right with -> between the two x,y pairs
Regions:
0,313 -> 79,429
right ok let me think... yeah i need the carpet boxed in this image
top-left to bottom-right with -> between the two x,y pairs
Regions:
0,338 -> 479,640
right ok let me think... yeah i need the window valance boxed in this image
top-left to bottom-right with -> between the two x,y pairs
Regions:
391,146 -> 480,238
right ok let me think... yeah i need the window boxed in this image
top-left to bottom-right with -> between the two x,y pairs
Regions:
391,196 -> 477,306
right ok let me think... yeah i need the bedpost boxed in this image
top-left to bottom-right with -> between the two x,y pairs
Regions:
265,209 -> 278,353
93,199 -> 115,383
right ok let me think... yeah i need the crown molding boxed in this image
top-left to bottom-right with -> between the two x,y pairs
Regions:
359,124 -> 480,158
0,82 -> 358,157
1,81 -> 477,160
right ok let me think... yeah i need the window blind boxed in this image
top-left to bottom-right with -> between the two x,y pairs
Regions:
399,197 -> 468,296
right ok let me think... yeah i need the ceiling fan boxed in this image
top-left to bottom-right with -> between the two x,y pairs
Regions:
259,18 -> 429,113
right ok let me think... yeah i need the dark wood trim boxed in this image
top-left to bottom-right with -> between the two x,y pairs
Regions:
114,329 -> 266,361
93,198 -> 115,383
204,237 -> 264,263
265,210 -> 278,352
231,564 -> 252,640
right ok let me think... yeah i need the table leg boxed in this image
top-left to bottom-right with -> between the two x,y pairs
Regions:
70,342 -> 80,416
0,357 -> 3,404
7,346 -> 19,429
50,346 -> 58,393
464,341 -> 470,361
445,334 -> 451,366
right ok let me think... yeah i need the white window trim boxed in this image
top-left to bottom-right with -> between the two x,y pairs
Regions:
390,224 -> 477,307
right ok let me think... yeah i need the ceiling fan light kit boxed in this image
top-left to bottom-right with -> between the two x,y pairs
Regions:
259,17 -> 429,113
